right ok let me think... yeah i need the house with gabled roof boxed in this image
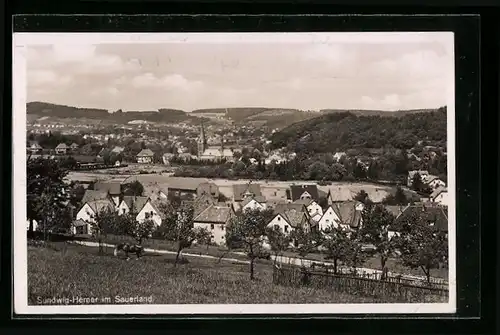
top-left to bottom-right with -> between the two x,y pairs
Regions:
55,143 -> 68,155
293,198 -> 323,217
70,142 -> 79,151
197,182 -> 220,200
193,204 -> 235,245
73,198 -> 115,235
117,196 -> 162,227
136,149 -> 154,164
241,195 -> 267,212
430,186 -> 448,206
317,201 -> 363,232
166,177 -> 208,201
287,184 -> 320,202
93,182 -> 122,206
389,203 -> 448,239
232,183 -> 263,202
267,207 -> 312,235
28,141 -> 42,154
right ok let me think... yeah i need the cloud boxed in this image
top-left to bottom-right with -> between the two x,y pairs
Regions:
131,73 -> 203,91
28,69 -> 72,87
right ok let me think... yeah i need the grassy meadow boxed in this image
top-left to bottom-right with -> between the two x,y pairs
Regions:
28,242 -> 385,305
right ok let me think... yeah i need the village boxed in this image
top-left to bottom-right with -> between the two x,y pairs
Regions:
22,35 -> 452,307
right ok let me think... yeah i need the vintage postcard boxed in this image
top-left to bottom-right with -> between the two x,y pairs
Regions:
13,32 -> 456,315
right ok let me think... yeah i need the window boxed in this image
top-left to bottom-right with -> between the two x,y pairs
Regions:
211,224 -> 215,230
145,213 -> 150,219
284,226 -> 289,233
326,219 -> 329,223
274,224 -> 280,230
221,226 -> 224,231
221,236 -> 225,239
277,217 -> 281,221
122,208 -> 126,214
150,211 -> 154,217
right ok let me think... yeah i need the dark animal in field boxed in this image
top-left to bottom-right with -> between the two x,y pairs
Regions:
113,243 -> 144,260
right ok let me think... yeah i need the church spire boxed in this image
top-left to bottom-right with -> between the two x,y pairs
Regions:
197,120 -> 207,157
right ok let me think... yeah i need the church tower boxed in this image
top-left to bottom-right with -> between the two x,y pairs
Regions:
197,121 -> 207,157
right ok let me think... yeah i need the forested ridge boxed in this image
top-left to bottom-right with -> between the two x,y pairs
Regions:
270,107 -> 447,153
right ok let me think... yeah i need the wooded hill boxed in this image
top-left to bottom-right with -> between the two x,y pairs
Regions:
269,107 -> 447,153
27,102 -> 199,124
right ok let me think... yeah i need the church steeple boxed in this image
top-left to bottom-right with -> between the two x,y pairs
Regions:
197,120 -> 207,157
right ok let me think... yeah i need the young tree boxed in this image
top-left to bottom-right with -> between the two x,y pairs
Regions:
382,186 -> 409,206
91,207 -> 120,255
127,218 -> 156,246
265,226 -> 292,266
411,173 -> 425,192
157,203 -> 211,267
226,208 -> 274,280
122,180 -> 145,196
321,225 -> 352,274
359,204 -> 397,280
396,212 -> 448,284
353,190 -> 373,205
344,231 -> 368,275
27,158 -> 70,236
289,226 -> 322,267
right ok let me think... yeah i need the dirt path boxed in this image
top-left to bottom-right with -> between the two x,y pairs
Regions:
70,240 -> 448,286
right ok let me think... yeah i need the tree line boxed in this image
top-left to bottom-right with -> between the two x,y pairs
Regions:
269,107 -> 447,153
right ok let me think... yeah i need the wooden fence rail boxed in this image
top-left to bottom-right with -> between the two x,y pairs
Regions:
273,266 -> 448,303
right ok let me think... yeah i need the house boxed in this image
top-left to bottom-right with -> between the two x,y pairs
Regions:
81,189 -> 113,205
93,182 -> 122,207
241,196 -> 267,212
166,177 -> 208,201
183,192 -> 218,217
193,204 -> 234,245
55,143 -> 68,155
430,186 -> 448,206
28,142 -> 42,154
232,183 -> 263,202
389,204 -> 448,239
136,149 -> 154,164
423,175 -> 446,189
267,207 -> 312,235
293,198 -> 323,217
73,199 -> 115,235
197,182 -> 220,200
407,170 -> 429,187
70,143 -> 79,151
287,184 -> 320,202
317,201 -> 363,231
117,196 -> 162,227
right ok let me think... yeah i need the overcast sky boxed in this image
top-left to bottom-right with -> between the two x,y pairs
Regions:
25,33 -> 454,112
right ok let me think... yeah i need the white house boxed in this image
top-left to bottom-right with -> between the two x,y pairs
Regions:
193,204 -> 233,245
293,198 -> 323,217
241,196 -> 267,211
423,175 -> 446,189
117,196 -> 162,227
74,199 -> 115,235
317,206 -> 342,231
267,213 -> 293,235
430,186 -> 448,206
136,149 -> 154,164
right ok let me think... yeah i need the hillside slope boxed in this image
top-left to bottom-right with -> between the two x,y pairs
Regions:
270,106 -> 447,153
27,102 -> 199,124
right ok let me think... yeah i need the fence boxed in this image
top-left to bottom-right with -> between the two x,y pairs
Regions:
310,262 -> 448,290
273,266 -> 448,303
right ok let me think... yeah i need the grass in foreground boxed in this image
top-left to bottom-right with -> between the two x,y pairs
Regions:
28,242 -> 384,305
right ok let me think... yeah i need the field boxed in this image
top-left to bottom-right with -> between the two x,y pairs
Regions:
28,242 -> 384,305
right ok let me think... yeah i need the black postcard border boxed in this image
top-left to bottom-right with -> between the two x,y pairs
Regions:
3,12 -> 490,333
